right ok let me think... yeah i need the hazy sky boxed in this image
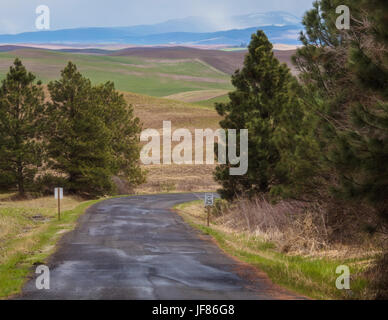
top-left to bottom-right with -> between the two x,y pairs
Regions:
0,0 -> 314,34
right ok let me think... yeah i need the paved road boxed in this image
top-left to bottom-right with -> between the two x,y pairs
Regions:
19,193 -> 301,300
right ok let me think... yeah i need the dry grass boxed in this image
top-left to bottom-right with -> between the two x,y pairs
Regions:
123,91 -> 222,130
219,197 -> 330,255
123,91 -> 222,193
0,195 -> 82,211
136,164 -> 219,194
179,197 -> 381,260
217,197 -> 382,259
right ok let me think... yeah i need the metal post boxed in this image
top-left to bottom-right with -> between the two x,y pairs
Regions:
207,207 -> 210,227
58,193 -> 61,221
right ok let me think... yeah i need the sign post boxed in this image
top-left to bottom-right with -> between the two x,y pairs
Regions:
54,188 -> 63,220
204,193 -> 214,227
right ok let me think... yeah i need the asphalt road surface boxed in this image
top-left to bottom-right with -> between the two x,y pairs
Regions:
19,193 -> 302,300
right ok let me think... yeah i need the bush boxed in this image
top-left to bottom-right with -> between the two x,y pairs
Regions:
32,174 -> 68,196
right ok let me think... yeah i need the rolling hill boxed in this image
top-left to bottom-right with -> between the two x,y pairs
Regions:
0,46 -> 297,99
0,48 -> 233,98
109,46 -> 247,74
109,46 -> 297,75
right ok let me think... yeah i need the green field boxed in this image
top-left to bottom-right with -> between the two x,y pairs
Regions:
0,49 -> 233,98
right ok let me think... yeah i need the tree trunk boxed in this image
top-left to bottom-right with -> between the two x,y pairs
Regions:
17,163 -> 25,197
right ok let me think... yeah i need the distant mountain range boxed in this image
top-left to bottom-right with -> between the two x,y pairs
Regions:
0,11 -> 303,45
100,11 -> 302,35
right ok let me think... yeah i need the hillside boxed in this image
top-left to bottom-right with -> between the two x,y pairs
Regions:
0,48 -> 233,98
110,46 -> 247,74
0,47 -> 297,103
121,92 -> 223,193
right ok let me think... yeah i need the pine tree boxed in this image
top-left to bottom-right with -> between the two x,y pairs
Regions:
0,59 -> 46,196
296,0 -> 388,299
46,62 -> 144,197
92,82 -> 145,187
46,62 -> 114,197
294,0 -> 388,225
214,31 -> 298,200
270,83 -> 321,200
341,0 -> 388,223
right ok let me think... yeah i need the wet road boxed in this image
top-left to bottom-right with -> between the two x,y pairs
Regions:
19,193 -> 301,300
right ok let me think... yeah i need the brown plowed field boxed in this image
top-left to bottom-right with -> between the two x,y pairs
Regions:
111,46 -> 297,74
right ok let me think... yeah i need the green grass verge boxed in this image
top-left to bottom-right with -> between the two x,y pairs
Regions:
174,200 -> 371,300
0,198 -> 102,299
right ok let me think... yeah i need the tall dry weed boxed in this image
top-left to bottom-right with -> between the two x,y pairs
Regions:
216,196 -> 330,254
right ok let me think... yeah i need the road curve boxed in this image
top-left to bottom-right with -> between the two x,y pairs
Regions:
19,193 -> 302,300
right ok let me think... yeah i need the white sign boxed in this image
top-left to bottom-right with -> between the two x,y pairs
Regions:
54,188 -> 63,200
204,193 -> 214,207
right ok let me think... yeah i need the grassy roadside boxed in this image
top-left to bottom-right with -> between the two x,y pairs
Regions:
0,195 -> 107,299
173,200 -> 372,300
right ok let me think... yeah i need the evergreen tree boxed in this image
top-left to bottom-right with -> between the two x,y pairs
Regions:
0,59 -> 46,196
294,0 -> 388,225
294,0 -> 388,299
343,0 -> 388,223
46,62 -> 115,197
270,83 -> 321,200
92,82 -> 145,186
46,62 -> 144,197
214,31 -> 299,200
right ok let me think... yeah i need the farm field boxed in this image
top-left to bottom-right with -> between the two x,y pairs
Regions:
0,46 -> 297,104
121,92 -> 222,193
0,48 -> 233,98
